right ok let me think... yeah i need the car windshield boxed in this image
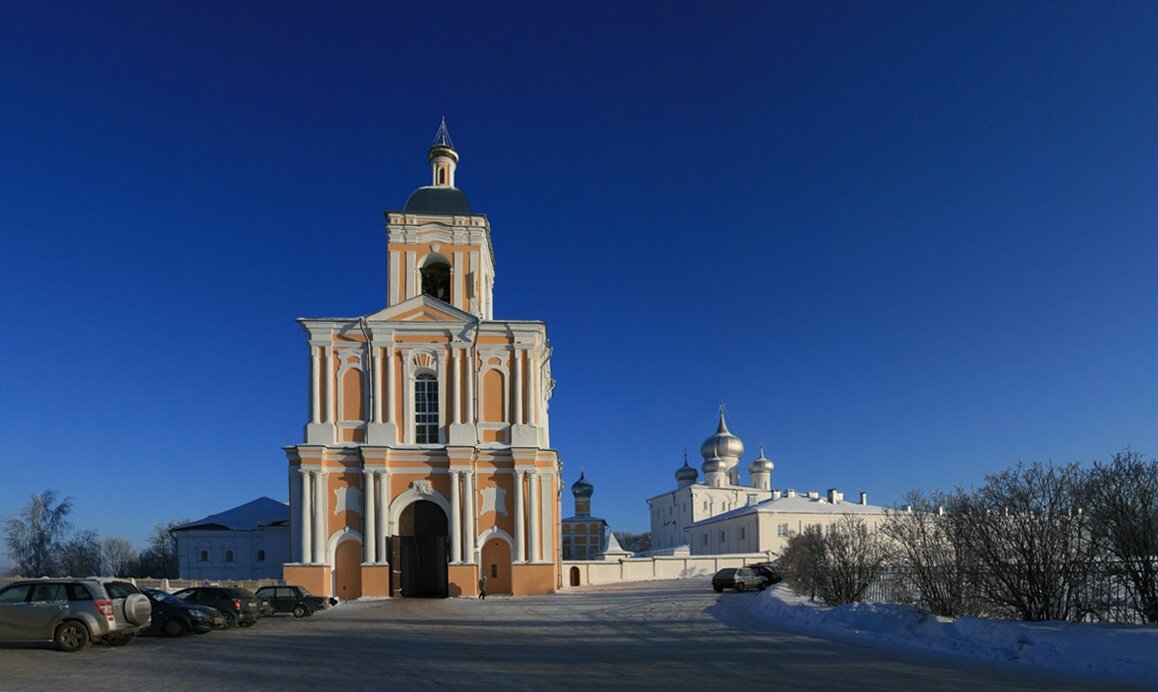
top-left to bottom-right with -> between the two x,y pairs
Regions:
147,590 -> 183,605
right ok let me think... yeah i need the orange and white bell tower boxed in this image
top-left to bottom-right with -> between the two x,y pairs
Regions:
284,120 -> 560,600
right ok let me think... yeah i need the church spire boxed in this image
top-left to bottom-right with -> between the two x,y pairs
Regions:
428,117 -> 458,188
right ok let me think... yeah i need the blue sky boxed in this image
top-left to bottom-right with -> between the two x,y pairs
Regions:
2,1 -> 1157,555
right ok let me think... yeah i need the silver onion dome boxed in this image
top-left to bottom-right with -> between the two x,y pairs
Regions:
675,452 -> 699,483
700,411 -> 745,461
571,472 -> 594,498
749,445 -> 774,474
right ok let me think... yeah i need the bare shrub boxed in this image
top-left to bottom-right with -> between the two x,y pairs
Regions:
951,461 -> 1095,621
882,490 -> 978,617
1085,450 -> 1158,623
782,516 -> 887,606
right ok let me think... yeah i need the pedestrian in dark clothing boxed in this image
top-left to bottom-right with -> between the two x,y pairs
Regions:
478,575 -> 488,600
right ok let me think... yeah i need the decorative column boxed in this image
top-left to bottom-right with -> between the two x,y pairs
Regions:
299,469 -> 312,563
324,347 -> 335,424
539,473 -> 553,561
513,470 -> 525,563
363,470 -> 377,563
513,349 -> 524,425
385,348 -> 396,427
372,347 -> 383,424
377,470 -> 390,562
312,470 -> 327,564
529,471 -> 541,562
450,471 -> 462,564
310,346 -> 322,424
529,349 -> 539,427
464,470 -> 476,562
450,349 -> 460,425
465,350 -> 475,425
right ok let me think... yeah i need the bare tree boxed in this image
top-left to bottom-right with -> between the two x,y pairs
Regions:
57,529 -> 101,577
882,490 -> 977,617
131,519 -> 187,578
951,461 -> 1095,621
101,537 -> 136,577
781,516 -> 887,606
3,489 -> 73,576
1085,450 -> 1158,623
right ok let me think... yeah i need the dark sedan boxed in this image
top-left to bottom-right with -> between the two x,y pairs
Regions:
140,588 -> 224,637
711,567 -> 767,593
171,586 -> 261,628
254,585 -> 330,618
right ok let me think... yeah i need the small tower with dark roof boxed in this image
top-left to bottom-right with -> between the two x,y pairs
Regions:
675,450 -> 699,489
571,471 -> 594,516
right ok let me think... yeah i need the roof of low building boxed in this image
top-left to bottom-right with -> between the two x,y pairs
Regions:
687,493 -> 884,528
172,496 -> 289,532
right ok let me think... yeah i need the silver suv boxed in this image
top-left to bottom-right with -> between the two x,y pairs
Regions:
0,578 -> 152,651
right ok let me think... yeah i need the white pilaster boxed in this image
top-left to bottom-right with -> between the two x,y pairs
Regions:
539,473 -> 553,562
300,469 -> 313,563
513,349 -> 523,425
310,346 -> 321,424
363,470 -> 377,563
324,347 -> 335,425
312,470 -> 327,564
377,470 -> 390,561
514,471 -> 525,563
465,350 -> 475,424
450,471 -> 462,564
464,470 -> 476,562
529,471 -> 541,562
372,347 -> 383,424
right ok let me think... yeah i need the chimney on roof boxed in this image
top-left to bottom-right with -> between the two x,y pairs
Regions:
772,489 -> 781,500
786,489 -> 796,498
807,491 -> 819,499
859,491 -> 868,505
827,488 -> 843,504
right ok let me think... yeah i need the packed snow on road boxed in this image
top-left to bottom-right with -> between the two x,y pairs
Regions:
728,584 -> 1158,686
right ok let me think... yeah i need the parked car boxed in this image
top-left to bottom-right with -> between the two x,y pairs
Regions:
140,587 -> 224,637
748,562 -> 783,585
255,585 -> 330,618
171,586 -> 261,628
711,567 -> 767,593
0,578 -> 151,651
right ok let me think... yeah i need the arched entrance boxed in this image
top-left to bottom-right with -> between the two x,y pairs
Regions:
396,500 -> 448,597
480,537 -> 512,595
570,566 -> 581,587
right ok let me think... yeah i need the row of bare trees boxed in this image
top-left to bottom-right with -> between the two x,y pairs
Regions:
780,451 -> 1158,624
3,490 -> 185,579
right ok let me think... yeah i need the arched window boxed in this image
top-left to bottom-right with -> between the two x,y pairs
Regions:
225,550 -> 234,562
415,373 -> 439,443
199,550 -> 208,562
420,260 -> 451,302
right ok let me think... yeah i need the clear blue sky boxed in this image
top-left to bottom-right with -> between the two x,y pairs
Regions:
2,2 -> 1157,554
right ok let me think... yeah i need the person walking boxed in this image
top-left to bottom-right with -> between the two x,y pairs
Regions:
478,574 -> 488,600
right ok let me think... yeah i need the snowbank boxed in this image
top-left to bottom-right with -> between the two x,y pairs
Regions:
746,585 -> 1158,686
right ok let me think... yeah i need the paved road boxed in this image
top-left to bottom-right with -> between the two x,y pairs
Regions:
0,579 -> 1129,690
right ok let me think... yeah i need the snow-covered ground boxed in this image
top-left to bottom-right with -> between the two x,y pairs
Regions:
745,585 -> 1158,686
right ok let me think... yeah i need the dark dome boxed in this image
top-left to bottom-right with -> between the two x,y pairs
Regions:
403,186 -> 472,214
675,453 -> 699,483
571,472 -> 594,498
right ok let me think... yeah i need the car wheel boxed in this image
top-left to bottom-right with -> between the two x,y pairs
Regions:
713,585 -> 723,593
293,604 -> 308,618
163,618 -> 186,638
55,621 -> 90,652
105,634 -> 133,647
735,582 -> 745,593
220,612 -> 236,629
758,581 -> 767,591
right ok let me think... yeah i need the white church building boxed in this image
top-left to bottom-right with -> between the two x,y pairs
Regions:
647,412 -> 884,557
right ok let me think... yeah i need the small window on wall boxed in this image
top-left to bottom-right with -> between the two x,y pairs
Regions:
225,550 -> 234,562
199,550 -> 209,562
701,534 -> 708,546
740,527 -> 746,539
415,373 -> 439,443
257,550 -> 266,562
777,523 -> 789,537
491,563 -> 498,578
720,530 -> 726,543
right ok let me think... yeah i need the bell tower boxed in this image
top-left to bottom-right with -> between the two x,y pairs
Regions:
385,119 -> 496,319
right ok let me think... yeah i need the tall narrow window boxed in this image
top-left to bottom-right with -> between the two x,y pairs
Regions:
415,373 -> 439,443
420,260 -> 451,302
